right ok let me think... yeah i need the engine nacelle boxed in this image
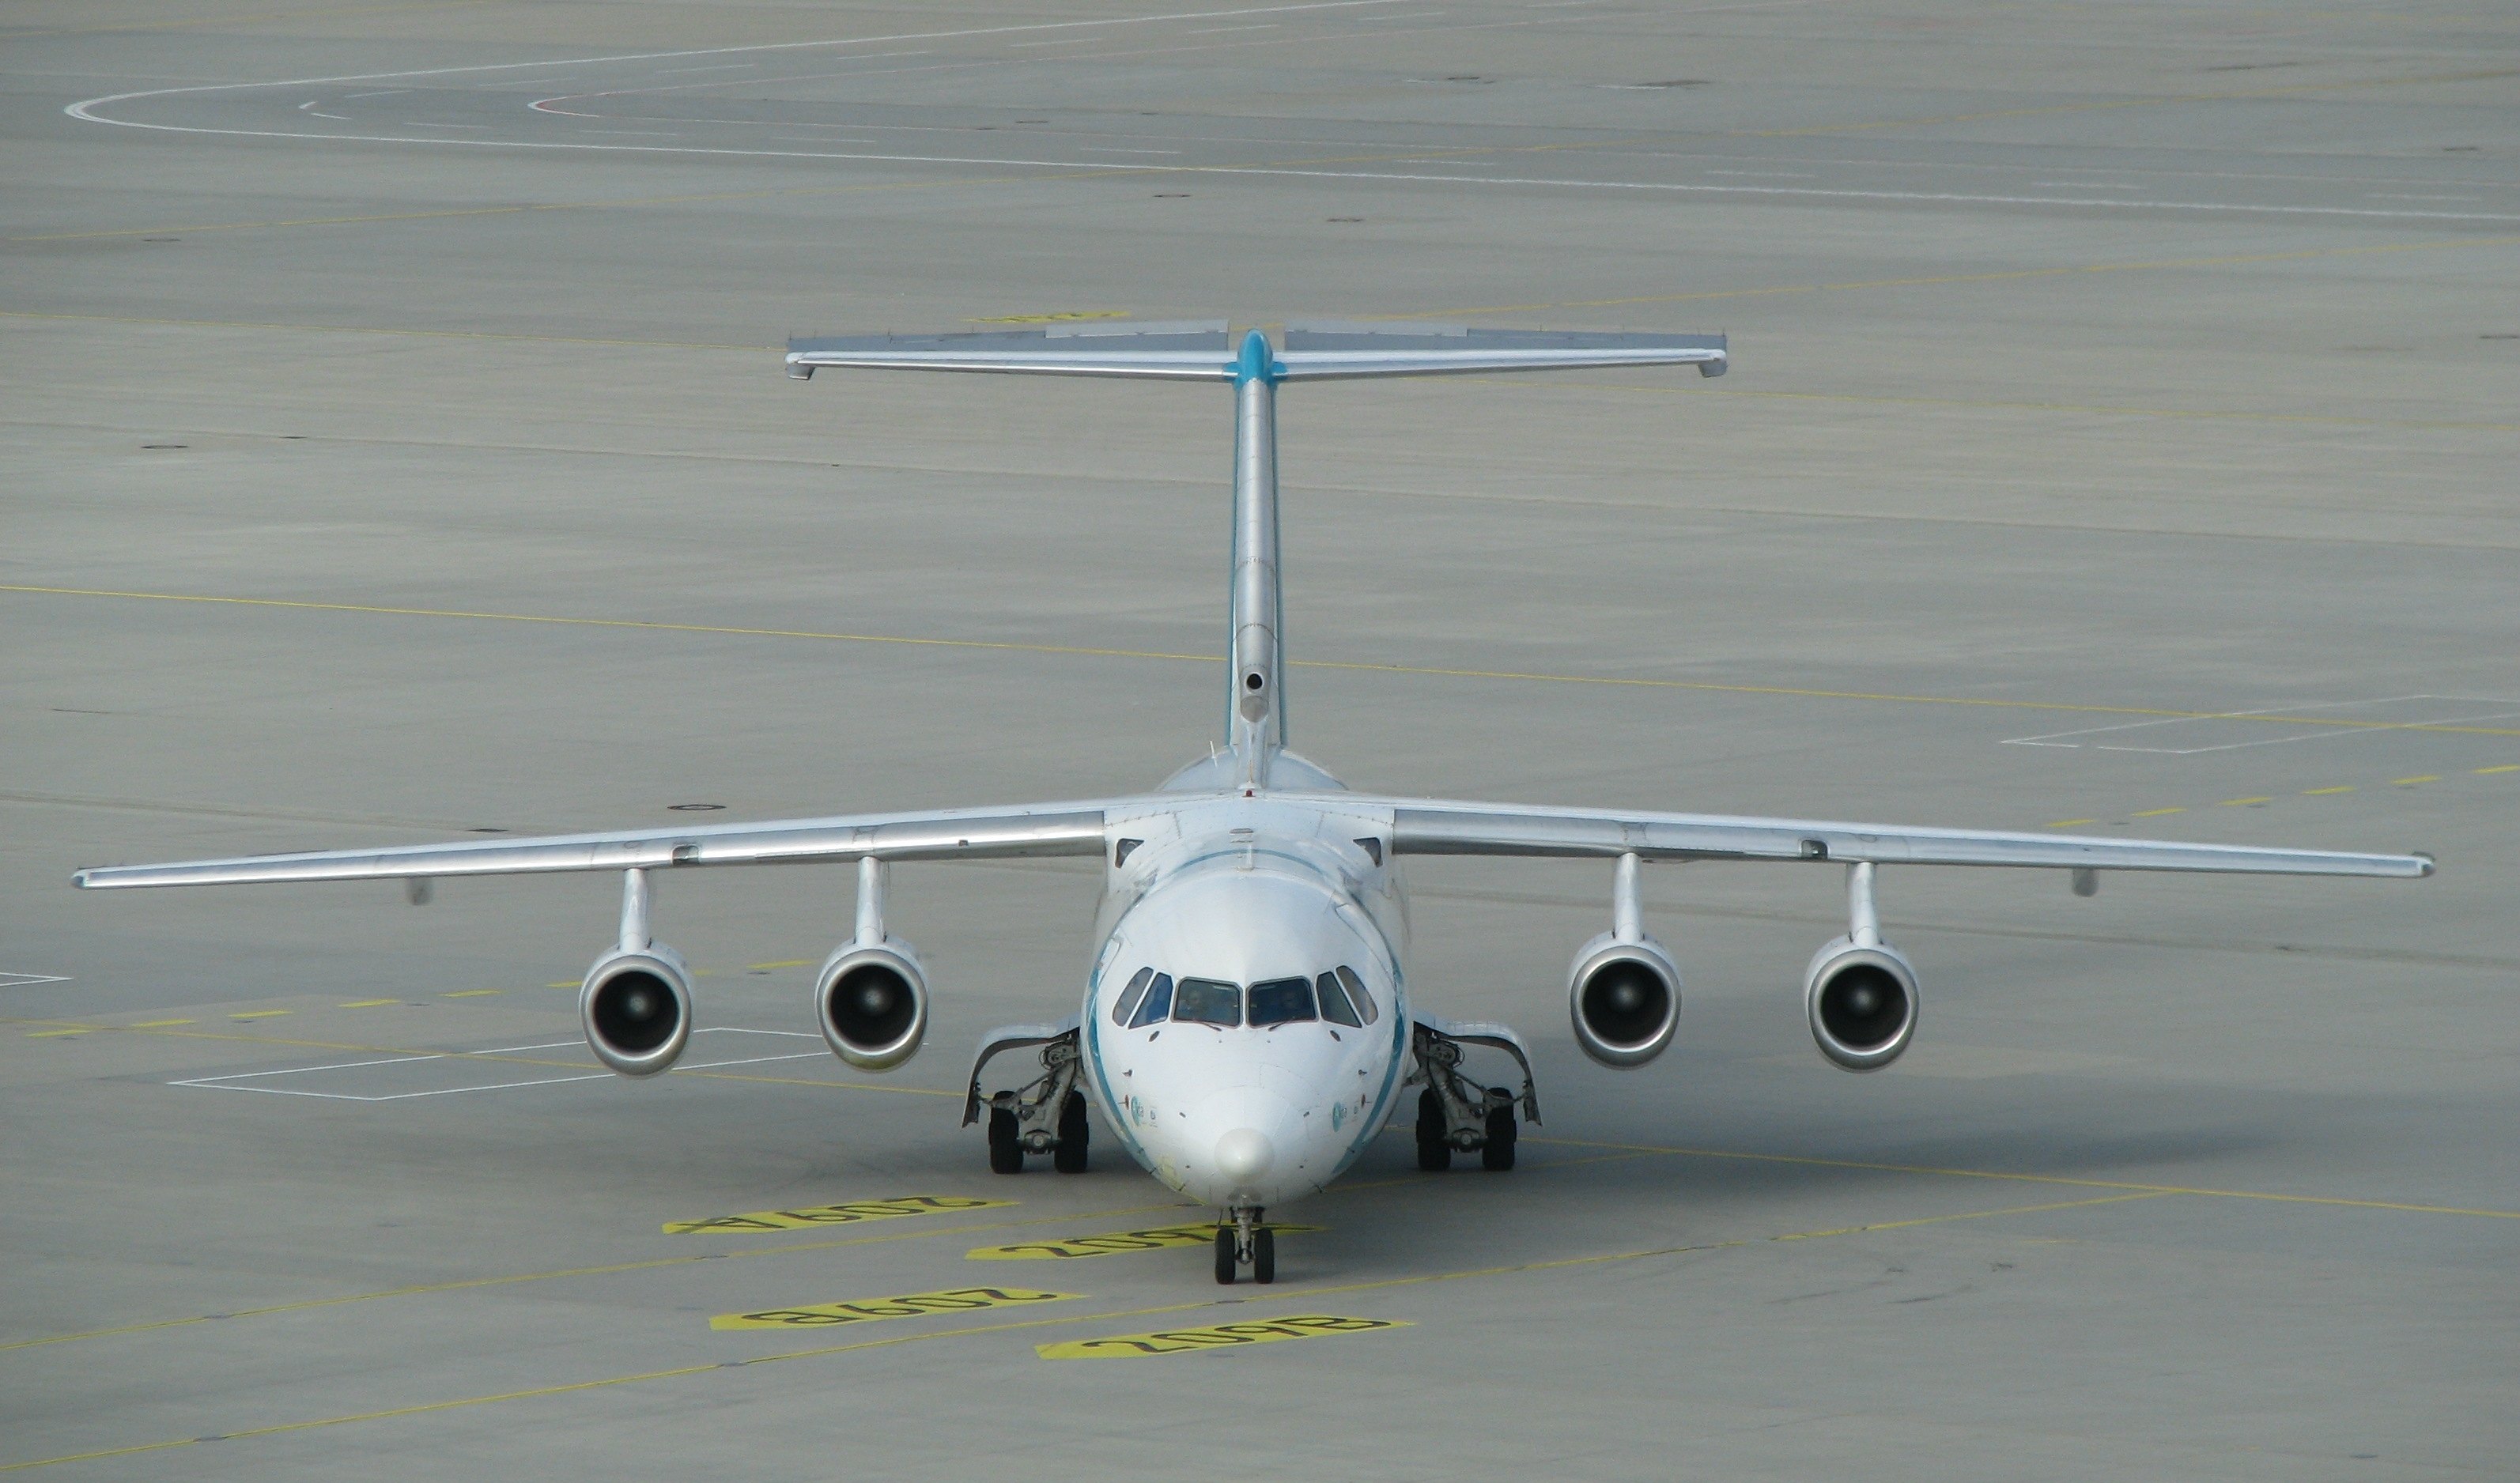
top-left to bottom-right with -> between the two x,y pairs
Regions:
579,945 -> 695,1077
1803,937 -> 1919,1072
814,939 -> 929,1071
1567,932 -> 1683,1068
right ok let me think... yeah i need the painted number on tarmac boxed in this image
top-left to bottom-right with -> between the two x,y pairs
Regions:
967,1223 -> 1322,1260
663,1194 -> 1014,1235
1038,1314 -> 1406,1360
713,1286 -> 1076,1329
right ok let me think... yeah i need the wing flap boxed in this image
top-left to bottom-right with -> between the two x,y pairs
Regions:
1363,798 -> 2430,878
74,804 -> 1113,889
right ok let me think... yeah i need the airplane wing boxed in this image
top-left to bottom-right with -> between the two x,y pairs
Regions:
1337,795 -> 2431,878
71,800 -> 1114,889
786,321 -> 1234,380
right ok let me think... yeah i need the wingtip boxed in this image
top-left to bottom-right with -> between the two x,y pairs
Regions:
2412,851 -> 2437,877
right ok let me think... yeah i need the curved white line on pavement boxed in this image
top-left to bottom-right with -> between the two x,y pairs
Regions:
62,0 -> 1405,125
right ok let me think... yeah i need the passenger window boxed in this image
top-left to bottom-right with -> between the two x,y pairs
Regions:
1110,967 -> 1154,1027
1128,973 -> 1173,1029
1335,965 -> 1379,1025
1248,977 -> 1316,1028
1172,977 -> 1241,1027
1315,971 -> 1362,1027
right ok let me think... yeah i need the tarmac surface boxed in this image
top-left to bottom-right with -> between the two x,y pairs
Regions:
4,2 -> 2516,1477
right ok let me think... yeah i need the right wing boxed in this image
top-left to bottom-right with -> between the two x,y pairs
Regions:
73,799 -> 1119,889
1341,794 -> 2432,878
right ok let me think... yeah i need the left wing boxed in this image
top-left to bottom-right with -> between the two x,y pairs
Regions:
72,799 -> 1116,889
1313,794 -> 2432,878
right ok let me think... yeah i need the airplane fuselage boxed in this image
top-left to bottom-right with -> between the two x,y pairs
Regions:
1078,779 -> 1413,1213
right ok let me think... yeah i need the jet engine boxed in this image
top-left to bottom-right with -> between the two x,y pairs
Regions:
1802,937 -> 1919,1072
1566,931 -> 1683,1068
814,938 -> 929,1071
579,944 -> 695,1077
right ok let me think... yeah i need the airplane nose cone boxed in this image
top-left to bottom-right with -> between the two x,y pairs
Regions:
1213,1127 -> 1275,1184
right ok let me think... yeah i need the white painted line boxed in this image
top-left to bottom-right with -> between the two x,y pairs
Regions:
0,973 -> 73,987
1082,146 -> 1184,154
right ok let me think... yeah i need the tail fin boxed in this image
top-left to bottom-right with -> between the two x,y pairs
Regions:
787,322 -> 1728,788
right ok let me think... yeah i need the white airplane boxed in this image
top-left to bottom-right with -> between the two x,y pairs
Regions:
75,322 -> 2433,1285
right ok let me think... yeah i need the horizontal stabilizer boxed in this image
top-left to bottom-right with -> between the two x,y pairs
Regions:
788,320 -> 1726,383
788,321 -> 1232,380
1278,322 -> 1726,379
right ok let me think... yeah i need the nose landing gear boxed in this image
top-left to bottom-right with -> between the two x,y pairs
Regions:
1214,1208 -> 1276,1285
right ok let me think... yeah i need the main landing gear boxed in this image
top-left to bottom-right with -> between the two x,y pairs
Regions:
1407,1020 -> 1540,1173
963,1025 -> 1090,1175
1215,1208 -> 1275,1285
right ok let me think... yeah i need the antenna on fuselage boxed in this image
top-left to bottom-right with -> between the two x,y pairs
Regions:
784,319 -> 1728,790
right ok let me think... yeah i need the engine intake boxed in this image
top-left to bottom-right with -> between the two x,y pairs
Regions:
814,940 -> 928,1071
579,946 -> 695,1077
1803,938 -> 1918,1072
1567,933 -> 1682,1068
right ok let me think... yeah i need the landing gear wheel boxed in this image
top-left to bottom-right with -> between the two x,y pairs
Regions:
1252,1226 -> 1276,1285
1213,1226 -> 1237,1285
1481,1089 -> 1517,1172
1415,1087 -> 1451,1172
987,1099 -> 1023,1175
1052,1089 -> 1090,1174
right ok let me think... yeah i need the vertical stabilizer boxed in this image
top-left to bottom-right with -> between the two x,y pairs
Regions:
1228,329 -> 1285,788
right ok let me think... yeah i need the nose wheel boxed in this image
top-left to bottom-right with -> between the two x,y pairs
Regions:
1213,1209 -> 1275,1285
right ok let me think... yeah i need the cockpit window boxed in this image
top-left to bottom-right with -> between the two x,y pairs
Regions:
1171,977 -> 1241,1027
1248,977 -> 1316,1028
1315,971 -> 1363,1027
1127,973 -> 1173,1029
1335,964 -> 1380,1025
1110,967 -> 1154,1027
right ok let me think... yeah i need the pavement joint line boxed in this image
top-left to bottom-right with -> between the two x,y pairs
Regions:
0,1189 -> 2186,1470
1396,235 -> 2520,322
0,1017 -> 961,1095
10,586 -> 2520,737
1519,1138 -> 2520,1219
12,0 -> 501,40
0,1199 -> 1196,1355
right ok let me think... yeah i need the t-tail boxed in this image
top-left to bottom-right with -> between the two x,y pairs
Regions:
786,320 -> 1728,788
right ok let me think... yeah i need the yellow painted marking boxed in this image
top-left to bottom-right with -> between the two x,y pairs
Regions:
665,1195 -> 1014,1236
969,1222 -> 1321,1260
2393,775 -> 2441,785
714,1286 -> 1074,1330
15,586 -> 2520,738
442,990 -> 503,998
1407,236 -> 2520,336
547,981 -> 582,989
229,1010 -> 292,1020
338,1000 -> 397,1008
0,1174 -> 2461,1467
1039,1314 -> 1405,1360
746,960 -> 810,971
965,311 -> 1130,323
25,1029 -> 87,1038
2044,819 -> 2098,828
2129,807 -> 2185,817
0,1198 -> 1190,1356
2304,786 -> 2356,795
2478,764 -> 2520,774
2219,798 -> 2273,807
1521,1137 -> 2520,1219
128,1019 -> 195,1028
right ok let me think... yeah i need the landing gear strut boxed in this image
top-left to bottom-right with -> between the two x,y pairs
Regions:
1406,1020 -> 1540,1173
1214,1207 -> 1275,1285
963,1026 -> 1089,1175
